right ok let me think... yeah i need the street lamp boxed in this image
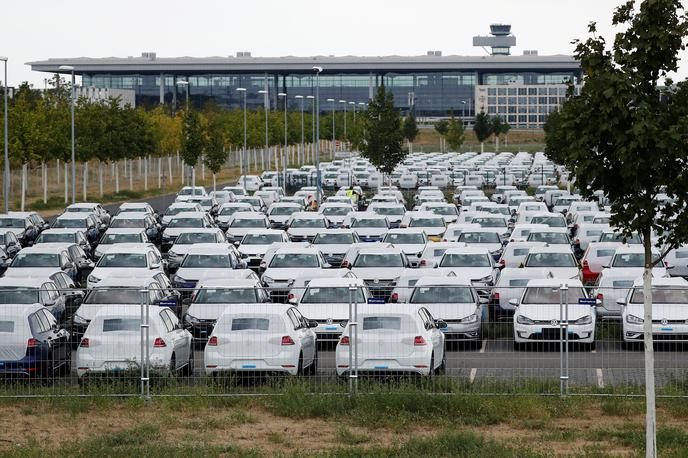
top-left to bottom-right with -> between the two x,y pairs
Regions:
306,95 -> 315,165
59,65 -> 76,204
1,57 -> 7,213
327,98 -> 335,157
349,101 -> 356,123
176,80 -> 189,108
236,87 -> 247,189
295,95 -> 304,166
339,100 -> 347,142
278,92 -> 287,189
461,100 -> 467,118
176,80 -> 194,191
312,66 -> 323,207
258,89 -> 271,176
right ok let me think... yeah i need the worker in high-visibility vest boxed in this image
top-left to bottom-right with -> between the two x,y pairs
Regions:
346,186 -> 358,206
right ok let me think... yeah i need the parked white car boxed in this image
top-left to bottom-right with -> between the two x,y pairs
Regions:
520,246 -> 580,280
87,245 -> 165,288
237,230 -> 289,270
491,268 -> 552,319
348,247 -> 410,301
225,212 -> 270,245
286,212 -> 329,243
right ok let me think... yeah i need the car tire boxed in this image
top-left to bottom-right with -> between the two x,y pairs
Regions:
181,349 -> 194,377
435,355 -> 446,376
169,354 -> 177,377
297,352 -> 304,376
306,349 -> 318,376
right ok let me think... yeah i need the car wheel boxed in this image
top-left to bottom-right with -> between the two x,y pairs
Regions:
428,353 -> 435,378
296,352 -> 304,376
435,354 -> 446,376
306,349 -> 318,376
169,354 -> 177,376
181,349 -> 194,377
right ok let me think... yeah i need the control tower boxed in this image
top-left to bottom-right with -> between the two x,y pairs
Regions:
473,24 -> 517,56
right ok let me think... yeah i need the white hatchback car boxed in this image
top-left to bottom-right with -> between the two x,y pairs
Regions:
87,245 -> 164,288
335,304 -> 445,377
205,304 -> 317,376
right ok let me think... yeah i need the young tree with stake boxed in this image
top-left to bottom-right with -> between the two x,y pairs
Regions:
402,112 -> 419,153
544,2 -> 688,455
445,114 -> 465,152
473,112 -> 492,153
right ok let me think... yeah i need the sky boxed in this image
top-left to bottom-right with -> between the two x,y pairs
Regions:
2,0 -> 687,86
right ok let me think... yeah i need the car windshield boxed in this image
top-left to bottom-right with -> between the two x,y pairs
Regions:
99,233 -> 142,244
352,218 -> 386,228
528,232 -> 570,244
522,287 -> 587,304
599,233 -> 642,244
178,188 -> 202,196
373,207 -> 405,216
459,232 -> 500,244
66,207 -> 94,213
353,253 -> 403,268
555,198 -> 578,207
595,249 -> 616,258
85,288 -> 143,304
322,207 -> 351,216
231,218 -> 266,228
270,207 -> 299,216
242,234 -> 283,245
181,254 -> 231,268
290,219 -> 325,228
11,253 -> 60,267
269,253 -> 320,268
118,207 -> 146,214
110,218 -> 145,228
384,233 -> 425,244
410,286 -> 474,303
174,233 -> 216,245
313,233 -> 354,244
168,218 -> 203,228
431,207 -> 458,216
593,217 -> 611,224
240,198 -> 262,206
229,318 -> 271,331
525,253 -> 577,267
0,287 -> 38,304
194,288 -> 259,303
362,316 -> 402,331
410,218 -> 443,228
103,318 -> 141,332
472,218 -> 506,228
439,253 -> 491,268
36,233 -> 74,243
612,253 -> 648,267
530,216 -> 566,227
98,252 -> 148,268
301,287 -> 365,303
53,218 -> 86,228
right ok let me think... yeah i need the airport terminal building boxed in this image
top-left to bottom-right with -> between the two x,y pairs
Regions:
28,26 -> 582,129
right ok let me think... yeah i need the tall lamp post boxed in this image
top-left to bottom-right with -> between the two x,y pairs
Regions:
176,80 -> 193,192
327,98 -> 335,158
58,65 -> 76,204
295,95 -> 304,166
1,57 -> 8,213
236,87 -> 247,189
258,89 -> 270,175
312,66 -> 323,207
306,95 -> 315,166
339,100 -> 347,145
278,92 -> 287,189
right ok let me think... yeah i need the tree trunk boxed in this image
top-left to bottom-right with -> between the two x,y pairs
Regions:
83,162 -> 88,201
99,162 -> 104,198
480,142 -> 484,154
213,173 -> 217,192
64,162 -> 68,203
115,161 -> 120,194
42,161 -> 47,204
642,227 -> 657,458
20,163 -> 27,211
505,134 -> 508,147
201,157 -> 205,181
168,155 -> 173,187
157,156 -> 162,189
129,159 -> 133,190
144,156 -> 148,191
261,148 -> 265,170
138,157 -> 142,176
56,159 -> 60,184
191,166 -> 196,191
123,158 -> 127,178
180,160 -> 185,185
495,135 -> 500,152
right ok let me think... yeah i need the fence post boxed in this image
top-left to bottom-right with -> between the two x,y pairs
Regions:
353,284 -> 359,395
347,284 -> 357,396
139,288 -> 148,399
559,283 -> 570,396
145,292 -> 151,401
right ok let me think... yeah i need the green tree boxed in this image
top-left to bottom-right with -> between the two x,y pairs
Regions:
402,112 -> 419,153
204,112 -> 227,190
434,119 -> 449,152
360,86 -> 405,178
544,2 -> 688,453
473,112 -> 492,153
491,115 -> 506,151
445,115 -> 465,152
180,108 -> 206,190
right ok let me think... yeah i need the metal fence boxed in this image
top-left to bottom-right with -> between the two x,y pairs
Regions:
0,284 -> 687,398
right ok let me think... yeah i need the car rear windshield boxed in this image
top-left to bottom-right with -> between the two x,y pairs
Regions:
269,253 -> 320,268
373,207 -> 405,216
194,288 -> 259,303
231,318 -> 270,331
85,289 -> 143,304
313,233 -> 354,244
290,219 -> 326,228
595,249 -> 616,258
410,218 -> 444,228
181,254 -> 231,268
410,286 -> 474,303
219,207 -> 245,216
168,218 -> 203,228
322,207 -> 351,216
301,287 -> 365,304
66,207 -> 94,213
522,287 -> 587,304
459,232 -> 500,244
117,207 -> 146,214
11,253 -> 60,268
430,207 -> 458,216
110,218 -> 145,229
525,253 -> 576,267
384,233 -> 425,244
270,207 -> 299,216
103,318 -> 141,332
509,279 -> 531,287
528,232 -> 569,244
630,287 -> 688,304
36,233 -> 74,243
98,253 -> 147,268
353,253 -> 403,268
175,233 -> 216,244
231,218 -> 267,228
362,316 -> 401,331
472,218 -> 506,228
599,233 -> 642,244
0,321 -> 14,333
352,219 -> 386,228
165,207 -> 194,216
439,253 -> 491,268
0,287 -> 39,304
611,253 -> 645,267
53,218 -> 86,228
513,248 -> 531,257
100,233 -> 142,244
242,234 -> 283,245
530,216 -> 567,228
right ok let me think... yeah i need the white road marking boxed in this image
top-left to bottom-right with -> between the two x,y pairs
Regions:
469,367 -> 477,383
480,340 -> 487,353
596,368 -> 604,389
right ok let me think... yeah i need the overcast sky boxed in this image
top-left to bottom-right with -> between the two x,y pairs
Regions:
2,0 -> 687,86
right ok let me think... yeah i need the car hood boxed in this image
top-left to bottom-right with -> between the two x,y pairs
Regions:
517,304 -> 592,321
175,267 -> 237,282
297,303 -> 350,320
434,267 -> 494,281
263,267 -> 325,281
464,242 -> 503,252
164,227 -> 201,238
90,267 -> 154,282
287,228 -> 323,237
268,215 -> 291,223
4,267 -> 63,278
522,267 -> 579,279
410,226 -> 444,236
414,302 -> 478,321
167,245 -> 200,256
350,266 -> 405,280
311,244 -> 350,256
226,228 -> 262,238
186,302 -> 259,321
392,244 -> 426,255
353,228 -> 388,237
238,245 -> 271,257
626,303 -> 688,321
75,303 -> 139,322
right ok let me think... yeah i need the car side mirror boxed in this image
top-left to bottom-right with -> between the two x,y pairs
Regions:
42,297 -> 56,307
602,265 -> 610,269
288,296 -> 298,305
435,319 -> 448,329
150,262 -> 161,270
307,319 -> 318,328
323,263 -> 332,269
616,298 -> 627,306
666,265 -> 675,270
99,223 -> 107,231
509,298 -> 520,307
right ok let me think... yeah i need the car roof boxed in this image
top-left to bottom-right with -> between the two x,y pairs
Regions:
94,275 -> 159,288
101,245 -> 154,254
0,277 -> 47,287
306,277 -> 366,287
56,213 -> 91,220
290,212 -> 326,218
17,245 -> 69,254
273,246 -> 321,254
66,203 -> 99,208
41,228 -> 83,234
386,228 -> 426,235
443,246 -> 491,255
413,276 -> 472,287
112,212 -> 148,219
526,278 -> 584,288
631,277 -> 688,287
230,211 -> 266,218
183,244 -> 231,255
528,246 -> 575,254
199,278 -> 262,288
103,228 -> 146,235
217,304 -> 292,315
169,211 -> 205,218
355,247 -> 404,255
173,228 -> 222,234
498,267 -> 552,279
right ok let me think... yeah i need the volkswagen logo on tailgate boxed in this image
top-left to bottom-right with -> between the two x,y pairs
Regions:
551,319 -> 559,326
661,318 -> 668,326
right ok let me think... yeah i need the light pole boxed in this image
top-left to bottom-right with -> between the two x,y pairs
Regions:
236,87 -> 247,189
312,66 -> 322,207
295,95 -> 304,166
461,100 -> 467,118
327,98 -> 335,158
176,80 -> 189,108
307,95 -> 315,166
258,89 -> 270,176
59,65 -> 76,204
339,100 -> 347,143
176,80 -> 192,192
278,92 -> 287,189
1,57 -> 7,213
349,101 -> 356,123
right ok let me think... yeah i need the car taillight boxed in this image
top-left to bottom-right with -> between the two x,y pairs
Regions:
287,293 -> 295,301
414,336 -> 427,346
341,260 -> 349,268
582,260 -> 589,268
78,338 -> 89,348
340,336 -> 350,345
493,292 -> 500,301
153,337 -> 166,348
575,239 -> 580,245
665,261 -> 669,267
420,259 -> 427,266
390,292 -> 399,302
208,336 -> 218,346
27,338 -> 40,348
596,293 -> 604,300
499,259 -> 505,267
281,336 -> 295,345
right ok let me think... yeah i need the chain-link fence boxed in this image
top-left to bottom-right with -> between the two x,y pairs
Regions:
0,284 -> 686,398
